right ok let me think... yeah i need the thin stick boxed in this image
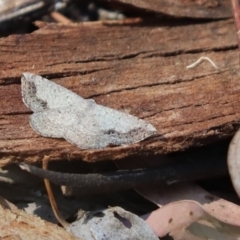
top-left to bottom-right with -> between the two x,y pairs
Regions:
50,11 -> 72,24
0,2 -> 44,23
19,156 -> 227,196
186,57 -> 219,70
42,156 -> 69,228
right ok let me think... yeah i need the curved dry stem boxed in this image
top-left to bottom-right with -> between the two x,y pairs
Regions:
42,156 -> 69,228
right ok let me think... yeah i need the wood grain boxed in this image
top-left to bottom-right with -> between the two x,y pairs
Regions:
106,0 -> 232,19
0,19 -> 239,166
0,197 -> 79,239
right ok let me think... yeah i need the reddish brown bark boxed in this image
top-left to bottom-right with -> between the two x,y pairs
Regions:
0,19 -> 239,166
106,0 -> 232,19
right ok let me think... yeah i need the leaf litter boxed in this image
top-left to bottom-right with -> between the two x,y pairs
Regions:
18,73 -> 240,239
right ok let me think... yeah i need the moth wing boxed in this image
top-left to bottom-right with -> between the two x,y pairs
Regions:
29,107 -> 104,149
21,72 -> 88,112
30,108 -> 80,138
87,104 -> 157,143
64,105 -> 158,149
63,115 -> 108,149
22,72 -> 158,149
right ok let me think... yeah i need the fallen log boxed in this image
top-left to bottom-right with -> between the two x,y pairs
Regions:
0,18 -> 239,166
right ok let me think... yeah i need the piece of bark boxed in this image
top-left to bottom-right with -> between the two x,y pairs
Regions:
0,19 -> 239,166
0,196 -> 80,240
0,0 -> 49,23
105,0 -> 232,19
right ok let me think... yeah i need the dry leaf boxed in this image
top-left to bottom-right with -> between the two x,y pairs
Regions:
228,129 -> 240,198
67,206 -> 158,240
142,200 -> 240,239
138,183 -> 240,239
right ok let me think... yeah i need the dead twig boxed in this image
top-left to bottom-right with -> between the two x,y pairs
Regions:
42,156 -> 69,228
50,11 -> 72,24
19,156 -> 227,196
